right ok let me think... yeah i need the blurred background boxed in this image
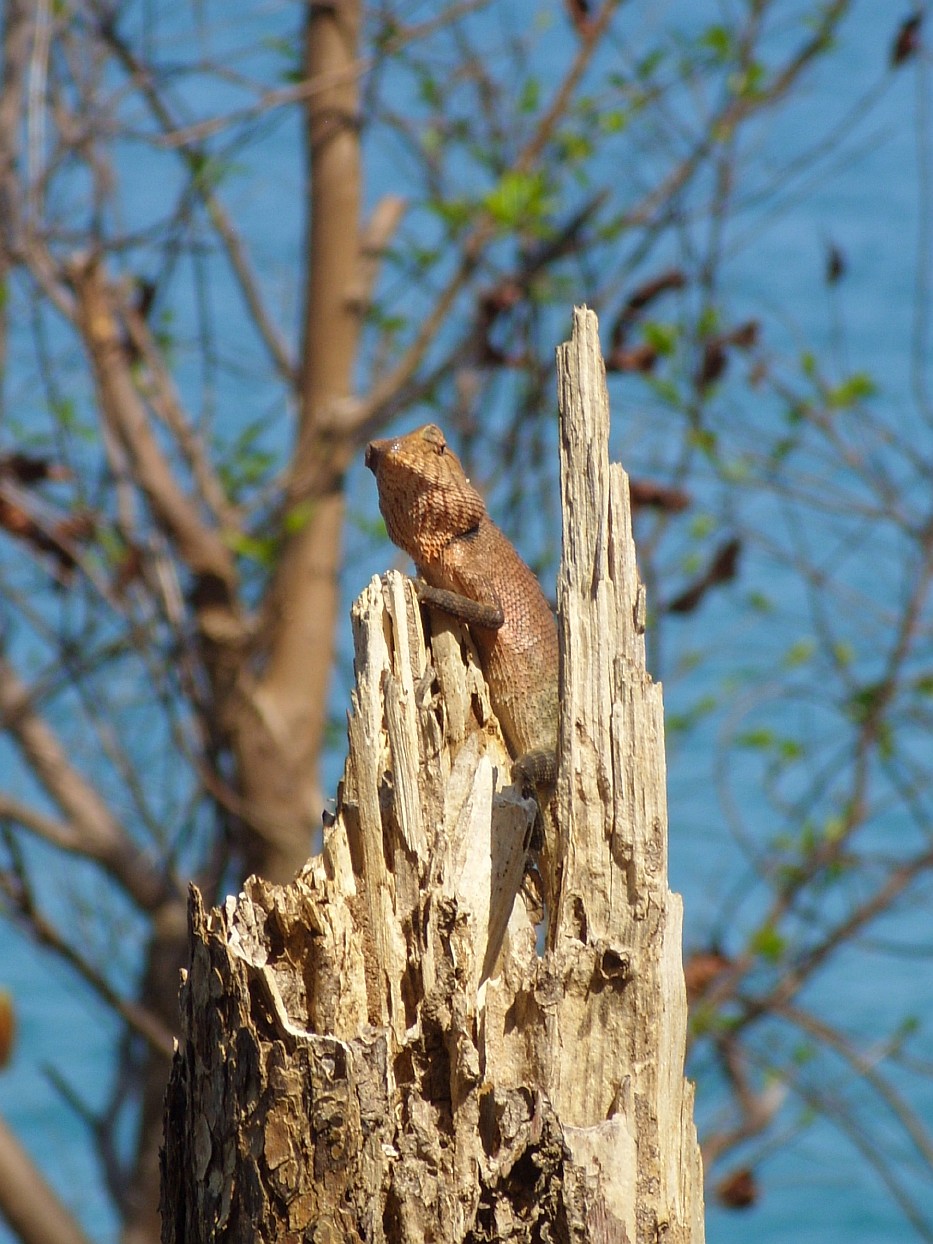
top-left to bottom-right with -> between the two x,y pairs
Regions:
0,2 -> 931,1240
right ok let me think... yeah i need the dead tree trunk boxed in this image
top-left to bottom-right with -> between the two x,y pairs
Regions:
160,308 -> 705,1243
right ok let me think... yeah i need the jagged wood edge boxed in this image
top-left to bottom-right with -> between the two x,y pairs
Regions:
550,305 -> 705,1242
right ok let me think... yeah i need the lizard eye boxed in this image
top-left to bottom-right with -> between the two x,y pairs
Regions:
421,424 -> 447,454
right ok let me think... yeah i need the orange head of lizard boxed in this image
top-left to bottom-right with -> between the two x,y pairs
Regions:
365,424 -> 486,564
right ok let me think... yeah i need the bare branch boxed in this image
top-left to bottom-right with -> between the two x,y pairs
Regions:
0,792 -> 82,852
122,301 -> 240,531
24,0 -> 51,226
94,11 -> 297,384
68,256 -> 244,646
347,193 -> 407,315
0,1113 -> 93,1244
155,1 -> 493,150
702,1035 -> 785,1168
0,0 -> 31,388
780,1003 -> 933,1170
0,656 -> 171,910
0,868 -> 175,1057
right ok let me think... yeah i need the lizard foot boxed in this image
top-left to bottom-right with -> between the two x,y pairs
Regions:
511,748 -> 557,793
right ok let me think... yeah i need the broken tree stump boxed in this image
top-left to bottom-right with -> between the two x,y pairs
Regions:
160,307 -> 705,1243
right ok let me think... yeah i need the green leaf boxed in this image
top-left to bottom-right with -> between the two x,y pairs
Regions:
820,816 -> 846,844
430,196 -> 474,231
783,639 -> 815,668
792,1042 -> 817,1066
688,1004 -> 729,1038
735,727 -> 802,761
721,456 -> 751,483
366,307 -> 408,334
736,728 -> 775,750
676,648 -> 703,674
599,109 -> 629,135
894,1014 -> 920,1041
700,25 -> 734,62
728,61 -> 766,100
666,694 -> 717,736
832,642 -> 854,667
770,436 -> 799,463
749,923 -> 786,963
556,131 -> 593,163
642,320 -> 678,355
483,170 -> 552,228
827,371 -> 876,408
634,48 -> 665,80
353,513 -> 388,541
697,305 -> 720,337
845,681 -> 886,723
417,72 -> 442,109
226,531 -> 277,568
690,428 -> 719,458
646,376 -> 682,406
518,78 -> 540,114
217,418 -> 277,499
50,396 -> 77,429
283,500 -> 314,536
421,126 -> 444,159
49,397 -> 95,442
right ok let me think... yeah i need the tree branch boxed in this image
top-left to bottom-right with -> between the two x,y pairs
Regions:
122,302 -> 240,532
0,656 -> 171,910
0,0 -> 31,391
68,256 -> 244,646
0,793 -> 82,852
0,866 -> 175,1057
0,1113 -> 93,1244
354,0 -> 622,432
346,193 -> 407,315
94,9 -> 296,385
779,1002 -> 933,1170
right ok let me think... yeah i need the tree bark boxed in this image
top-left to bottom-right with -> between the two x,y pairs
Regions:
160,308 -> 705,1242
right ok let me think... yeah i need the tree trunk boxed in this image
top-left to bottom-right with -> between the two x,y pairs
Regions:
160,308 -> 705,1242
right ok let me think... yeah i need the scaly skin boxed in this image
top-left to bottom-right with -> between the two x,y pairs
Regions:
365,423 -> 558,788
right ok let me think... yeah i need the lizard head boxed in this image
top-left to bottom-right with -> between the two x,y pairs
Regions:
365,424 -> 487,563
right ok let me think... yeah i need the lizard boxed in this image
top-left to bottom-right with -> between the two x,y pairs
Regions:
365,423 -> 559,797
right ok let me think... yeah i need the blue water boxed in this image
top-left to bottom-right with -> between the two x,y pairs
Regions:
2,2 -> 932,1240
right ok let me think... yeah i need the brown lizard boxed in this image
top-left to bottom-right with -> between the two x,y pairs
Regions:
365,423 -> 558,792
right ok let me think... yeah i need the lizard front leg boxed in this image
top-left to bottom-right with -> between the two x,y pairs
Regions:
412,580 -> 504,631
413,581 -> 556,791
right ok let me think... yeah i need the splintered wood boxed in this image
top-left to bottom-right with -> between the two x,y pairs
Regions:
161,307 -> 705,1244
